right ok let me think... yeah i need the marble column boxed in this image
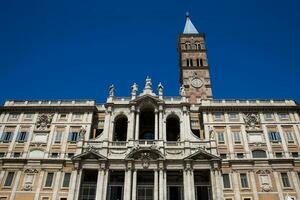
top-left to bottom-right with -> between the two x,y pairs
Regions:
34,170 -> 45,200
183,169 -> 191,200
155,111 -> 158,140
67,170 -> 78,200
135,111 -> 140,140
159,109 -> 163,140
154,170 -> 159,200
291,171 -> 300,200
249,171 -> 259,200
159,169 -> 164,200
124,169 -> 132,200
9,171 -> 21,200
52,171 -> 62,200
95,169 -> 104,200
128,107 -> 136,140
163,170 -> 167,200
273,172 -> 284,200
232,171 -> 241,200
210,170 -> 217,200
74,170 -> 83,200
102,170 -> 109,200
190,170 -> 196,200
131,170 -> 137,200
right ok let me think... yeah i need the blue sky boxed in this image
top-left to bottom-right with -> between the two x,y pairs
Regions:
0,0 -> 299,104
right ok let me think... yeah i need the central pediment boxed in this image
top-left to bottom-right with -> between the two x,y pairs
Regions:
125,146 -> 165,160
130,94 -> 164,106
184,148 -> 221,161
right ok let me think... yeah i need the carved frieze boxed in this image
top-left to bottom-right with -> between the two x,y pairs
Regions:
243,113 -> 261,130
36,114 -> 53,131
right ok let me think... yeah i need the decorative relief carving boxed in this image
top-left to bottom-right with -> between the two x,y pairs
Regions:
166,150 -> 183,155
109,149 -> 127,155
86,145 -> 97,153
24,168 -> 39,174
243,113 -> 260,129
36,114 -> 53,130
79,126 -> 87,140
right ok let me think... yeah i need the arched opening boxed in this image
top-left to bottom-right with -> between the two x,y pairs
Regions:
166,115 -> 180,141
113,115 -> 128,141
252,150 -> 267,158
139,107 -> 155,140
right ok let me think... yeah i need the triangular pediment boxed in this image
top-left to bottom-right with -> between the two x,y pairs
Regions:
72,149 -> 107,161
184,148 -> 221,161
130,94 -> 164,105
126,146 -> 165,160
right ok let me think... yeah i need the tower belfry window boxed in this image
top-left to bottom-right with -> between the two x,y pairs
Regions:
195,42 -> 201,50
196,59 -> 203,67
186,59 -> 193,67
185,42 -> 191,50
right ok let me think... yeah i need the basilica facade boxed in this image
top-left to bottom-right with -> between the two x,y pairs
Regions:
0,15 -> 300,200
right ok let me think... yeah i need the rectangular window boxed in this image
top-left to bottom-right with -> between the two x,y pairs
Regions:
228,113 -> 238,121
54,132 -> 62,144
62,173 -> 71,187
9,114 -> 19,120
275,152 -> 283,158
240,173 -> 249,188
50,153 -> 59,158
222,174 -> 231,188
59,114 -> 67,120
0,152 -> 5,157
4,172 -> 14,187
291,152 -> 299,158
217,132 -> 225,144
73,113 -> 82,120
268,132 -> 281,143
24,113 -> 33,119
17,132 -> 28,142
281,172 -> 290,187
298,173 -> 300,181
233,132 -> 241,144
0,132 -> 13,143
264,113 -> 273,120
68,132 -> 78,142
237,153 -> 244,159
67,153 -> 74,158
213,113 -> 222,121
13,152 -> 21,158
44,172 -> 54,187
286,132 -> 294,143
278,113 -> 289,120
220,153 -> 227,159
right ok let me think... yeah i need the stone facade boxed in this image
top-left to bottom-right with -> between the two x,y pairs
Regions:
0,15 -> 300,200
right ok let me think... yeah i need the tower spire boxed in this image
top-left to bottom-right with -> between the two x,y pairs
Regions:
183,12 -> 199,34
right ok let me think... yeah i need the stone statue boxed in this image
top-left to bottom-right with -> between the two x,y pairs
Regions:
79,126 -> 87,139
158,82 -> 163,95
131,83 -> 138,94
109,84 -> 115,97
145,76 -> 152,90
179,85 -> 186,96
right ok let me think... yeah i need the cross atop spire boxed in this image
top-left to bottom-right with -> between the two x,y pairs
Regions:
183,12 -> 199,34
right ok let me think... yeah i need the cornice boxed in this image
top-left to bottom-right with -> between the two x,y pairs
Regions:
198,105 -> 300,112
0,105 -> 96,113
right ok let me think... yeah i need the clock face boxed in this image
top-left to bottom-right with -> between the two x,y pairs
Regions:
191,78 -> 203,88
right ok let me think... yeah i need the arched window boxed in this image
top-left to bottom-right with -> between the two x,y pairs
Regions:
113,115 -> 128,141
195,42 -> 201,50
166,115 -> 180,141
139,107 -> 155,140
185,42 -> 191,50
252,150 -> 267,158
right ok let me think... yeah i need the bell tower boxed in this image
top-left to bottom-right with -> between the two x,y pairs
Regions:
178,13 -> 213,102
